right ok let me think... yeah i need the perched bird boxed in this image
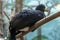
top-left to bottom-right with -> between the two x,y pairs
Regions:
9,4 -> 46,40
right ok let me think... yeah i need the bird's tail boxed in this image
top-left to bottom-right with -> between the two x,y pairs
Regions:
9,28 -> 16,40
9,33 -> 16,40
9,29 -> 21,40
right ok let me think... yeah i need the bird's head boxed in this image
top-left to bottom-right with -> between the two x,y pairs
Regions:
36,4 -> 45,12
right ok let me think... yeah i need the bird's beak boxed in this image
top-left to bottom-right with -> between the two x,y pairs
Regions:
45,8 -> 49,12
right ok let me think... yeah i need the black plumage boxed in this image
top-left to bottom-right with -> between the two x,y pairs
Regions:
9,4 -> 46,40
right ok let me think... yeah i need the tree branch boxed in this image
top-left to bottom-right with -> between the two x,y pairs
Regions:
16,12 -> 60,38
3,11 -> 10,20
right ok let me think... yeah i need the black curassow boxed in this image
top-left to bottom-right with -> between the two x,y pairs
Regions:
9,4 -> 46,40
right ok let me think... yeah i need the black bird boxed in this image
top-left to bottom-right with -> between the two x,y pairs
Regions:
9,4 -> 46,40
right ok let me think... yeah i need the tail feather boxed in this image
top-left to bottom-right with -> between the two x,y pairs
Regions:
9,28 -> 16,40
9,33 -> 16,40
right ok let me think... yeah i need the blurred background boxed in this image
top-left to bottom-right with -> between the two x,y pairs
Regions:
0,0 -> 60,40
